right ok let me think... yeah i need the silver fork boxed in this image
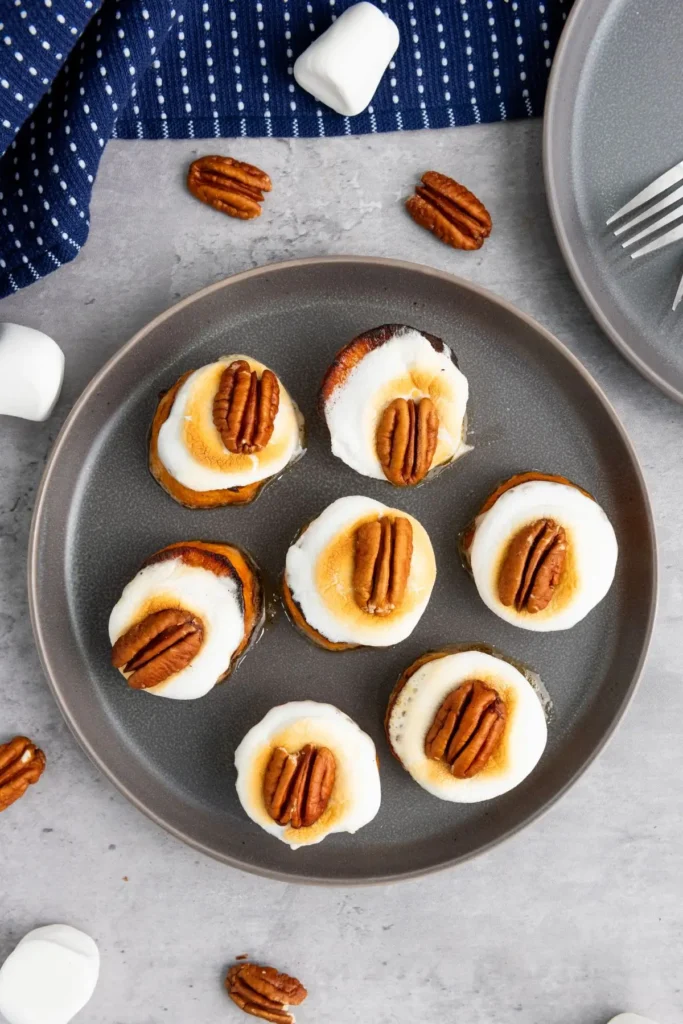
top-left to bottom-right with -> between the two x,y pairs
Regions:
606,159 -> 683,310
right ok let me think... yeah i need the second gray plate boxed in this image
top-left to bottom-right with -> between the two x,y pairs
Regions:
29,257 -> 655,884
544,0 -> 683,402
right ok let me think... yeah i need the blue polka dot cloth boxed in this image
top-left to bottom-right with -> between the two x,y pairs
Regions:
0,0 -> 572,299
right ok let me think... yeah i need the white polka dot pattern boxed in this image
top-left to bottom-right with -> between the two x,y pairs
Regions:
0,0 -> 568,298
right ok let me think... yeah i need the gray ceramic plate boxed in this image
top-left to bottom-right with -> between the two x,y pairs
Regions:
544,0 -> 683,402
29,257 -> 655,884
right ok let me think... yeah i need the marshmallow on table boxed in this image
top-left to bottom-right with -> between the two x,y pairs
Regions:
0,925 -> 99,1024
0,323 -> 64,422
293,2 -> 399,117
608,1017 -> 662,1024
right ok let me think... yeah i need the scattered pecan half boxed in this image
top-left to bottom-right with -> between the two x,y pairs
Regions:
111,608 -> 204,689
213,359 -> 280,454
353,515 -> 413,616
187,156 -> 272,219
226,963 -> 307,1024
376,397 -> 438,487
406,171 -> 492,250
263,744 -> 336,829
0,736 -> 46,812
425,680 -> 506,778
498,518 -> 567,613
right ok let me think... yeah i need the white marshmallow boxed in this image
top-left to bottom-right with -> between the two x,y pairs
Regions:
0,323 -> 64,422
108,556 -> 245,700
285,495 -> 436,647
322,327 -> 469,480
235,701 -> 382,849
156,356 -> 303,492
607,1018 -> 661,1024
293,2 -> 399,117
387,650 -> 547,803
0,924 -> 99,1024
470,481 -> 618,632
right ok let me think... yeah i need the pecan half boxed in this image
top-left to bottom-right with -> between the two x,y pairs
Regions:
425,680 -> 506,778
376,397 -> 438,486
353,515 -> 413,616
213,360 -> 280,454
263,744 -> 336,829
498,519 -> 567,613
0,736 -> 46,812
226,963 -> 307,1024
187,156 -> 272,220
111,608 -> 203,689
406,171 -> 492,250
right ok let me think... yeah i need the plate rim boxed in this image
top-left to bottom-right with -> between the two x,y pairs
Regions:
27,255 -> 659,885
543,0 -> 683,404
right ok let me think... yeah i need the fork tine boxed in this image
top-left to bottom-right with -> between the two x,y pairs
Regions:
630,220 -> 683,259
622,203 -> 683,248
673,271 -> 683,311
606,159 -> 683,225
614,183 -> 683,236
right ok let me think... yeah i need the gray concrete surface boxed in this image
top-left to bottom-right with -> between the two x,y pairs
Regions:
1,122 -> 681,1024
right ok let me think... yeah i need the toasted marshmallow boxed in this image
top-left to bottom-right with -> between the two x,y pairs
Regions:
321,325 -> 469,482
285,495 -> 436,647
156,355 -> 303,492
387,649 -> 547,802
109,554 -> 247,699
235,701 -> 381,849
468,479 -> 618,632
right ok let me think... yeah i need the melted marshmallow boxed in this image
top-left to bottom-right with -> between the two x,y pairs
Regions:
157,355 -> 303,491
0,925 -> 99,1024
387,650 -> 547,802
235,701 -> 381,848
470,480 -> 618,632
108,557 -> 245,699
323,328 -> 469,480
285,495 -> 436,646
